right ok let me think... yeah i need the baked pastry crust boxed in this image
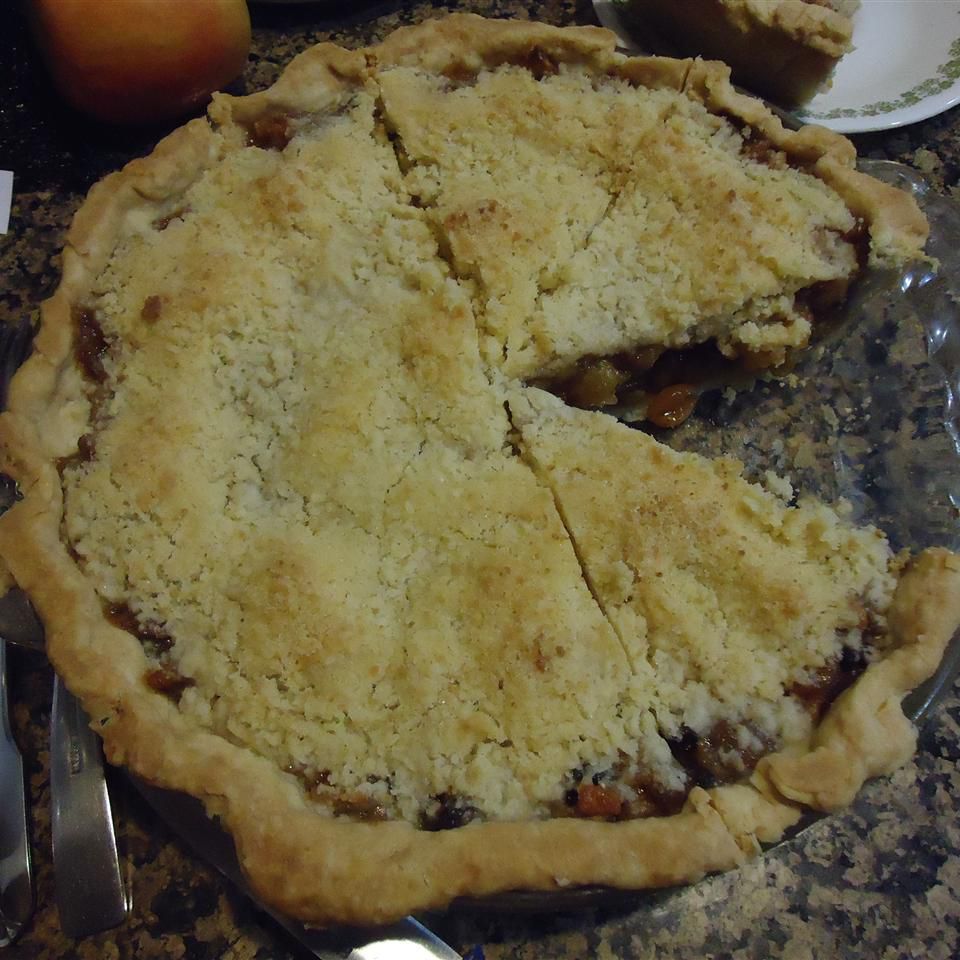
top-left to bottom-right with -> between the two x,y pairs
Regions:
0,14 -> 956,927
619,0 -> 857,106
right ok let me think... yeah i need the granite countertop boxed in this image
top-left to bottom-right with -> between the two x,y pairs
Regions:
3,2 -> 960,958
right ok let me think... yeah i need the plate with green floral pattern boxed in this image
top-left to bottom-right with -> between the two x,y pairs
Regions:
595,0 -> 960,133
795,0 -> 960,133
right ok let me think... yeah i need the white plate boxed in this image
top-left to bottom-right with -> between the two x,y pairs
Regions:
593,0 -> 960,133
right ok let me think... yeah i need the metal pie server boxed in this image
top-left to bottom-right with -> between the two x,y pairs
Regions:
0,320 -> 36,944
345,920 -> 462,960
0,588 -> 128,940
50,675 -> 128,937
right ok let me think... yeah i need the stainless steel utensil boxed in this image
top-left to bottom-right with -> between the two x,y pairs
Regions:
50,677 -> 128,938
0,592 -> 128,940
346,920 -> 462,960
0,319 -> 35,946
0,637 -> 32,947
0,318 -> 127,939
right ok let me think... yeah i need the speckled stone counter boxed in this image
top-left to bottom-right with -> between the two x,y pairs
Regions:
3,2 -> 960,958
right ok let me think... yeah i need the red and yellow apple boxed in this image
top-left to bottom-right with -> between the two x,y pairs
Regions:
29,0 -> 251,125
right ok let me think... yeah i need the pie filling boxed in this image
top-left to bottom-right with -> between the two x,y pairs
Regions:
536,340 -> 770,427
534,260 -> 864,426
54,46 -> 905,832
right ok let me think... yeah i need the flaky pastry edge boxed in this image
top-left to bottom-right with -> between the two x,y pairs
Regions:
0,14 -> 955,927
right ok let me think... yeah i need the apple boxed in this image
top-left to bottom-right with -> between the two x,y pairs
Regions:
29,0 -> 251,125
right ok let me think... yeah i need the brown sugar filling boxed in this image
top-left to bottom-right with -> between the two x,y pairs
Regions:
152,206 -> 191,232
105,601 -> 173,652
143,665 -> 196,703
535,234 -> 867,428
535,339 -> 770,427
285,765 -> 390,822
441,44 -> 562,87
103,601 -> 193,703
666,720 -> 774,790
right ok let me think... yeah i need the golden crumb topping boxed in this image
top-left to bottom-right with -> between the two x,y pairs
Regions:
63,92 -> 652,822
56,52 -> 910,826
380,64 -> 859,377
509,386 -> 895,737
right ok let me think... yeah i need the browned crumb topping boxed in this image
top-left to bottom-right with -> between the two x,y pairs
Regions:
140,295 -> 165,323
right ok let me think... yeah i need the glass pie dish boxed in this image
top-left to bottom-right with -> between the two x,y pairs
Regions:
114,160 -> 960,933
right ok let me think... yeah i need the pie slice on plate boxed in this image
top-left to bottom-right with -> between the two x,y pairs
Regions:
0,14 -> 957,926
613,0 -> 860,106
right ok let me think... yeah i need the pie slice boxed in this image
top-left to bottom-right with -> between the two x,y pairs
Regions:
507,385 -> 960,811
376,20 -> 923,409
617,0 -> 860,106
0,14 -> 956,928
